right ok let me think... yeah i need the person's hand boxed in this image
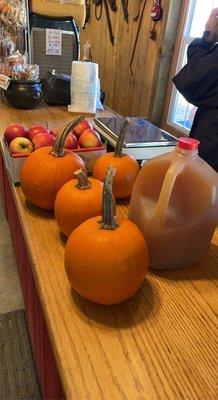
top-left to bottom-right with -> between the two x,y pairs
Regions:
205,8 -> 218,31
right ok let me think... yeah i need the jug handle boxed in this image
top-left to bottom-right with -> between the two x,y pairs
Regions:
152,155 -> 185,225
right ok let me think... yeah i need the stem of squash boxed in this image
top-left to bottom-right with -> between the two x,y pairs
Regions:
99,166 -> 118,230
51,115 -> 85,157
74,170 -> 91,190
113,117 -> 131,158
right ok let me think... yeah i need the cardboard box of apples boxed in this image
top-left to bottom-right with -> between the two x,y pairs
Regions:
1,120 -> 106,185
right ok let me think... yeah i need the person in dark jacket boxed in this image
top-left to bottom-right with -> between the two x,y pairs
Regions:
173,9 -> 218,172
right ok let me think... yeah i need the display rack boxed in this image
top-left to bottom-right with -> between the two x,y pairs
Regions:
0,0 -> 29,65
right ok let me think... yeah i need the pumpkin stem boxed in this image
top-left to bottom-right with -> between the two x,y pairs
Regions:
51,115 -> 85,157
113,117 -> 131,158
99,166 -> 118,230
74,170 -> 91,190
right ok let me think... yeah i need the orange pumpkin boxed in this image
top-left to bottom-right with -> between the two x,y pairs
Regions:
65,166 -> 149,305
20,116 -> 86,210
54,170 -> 103,236
93,118 -> 140,199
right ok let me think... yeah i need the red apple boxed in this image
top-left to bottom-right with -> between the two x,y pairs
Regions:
64,133 -> 78,150
9,137 -> 33,155
73,120 -> 93,138
28,125 -> 49,140
92,129 -> 101,142
79,128 -> 102,148
32,132 -> 55,150
49,130 -> 58,138
4,124 -> 28,144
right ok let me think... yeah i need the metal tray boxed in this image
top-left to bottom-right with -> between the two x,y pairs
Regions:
94,116 -> 177,148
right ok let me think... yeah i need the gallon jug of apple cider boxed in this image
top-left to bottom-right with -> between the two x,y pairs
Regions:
128,137 -> 218,269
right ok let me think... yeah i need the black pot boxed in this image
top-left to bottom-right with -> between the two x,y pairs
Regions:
4,79 -> 42,109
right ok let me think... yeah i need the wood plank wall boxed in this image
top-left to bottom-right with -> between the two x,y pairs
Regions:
80,0 -> 172,118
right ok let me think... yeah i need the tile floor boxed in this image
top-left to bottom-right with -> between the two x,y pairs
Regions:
0,199 -> 41,399
0,198 -> 24,314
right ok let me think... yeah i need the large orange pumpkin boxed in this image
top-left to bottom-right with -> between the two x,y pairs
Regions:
65,166 -> 149,305
54,170 -> 103,236
20,116 -> 86,210
92,118 -> 140,199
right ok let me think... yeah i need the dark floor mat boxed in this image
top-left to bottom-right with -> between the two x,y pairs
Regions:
0,309 -> 41,400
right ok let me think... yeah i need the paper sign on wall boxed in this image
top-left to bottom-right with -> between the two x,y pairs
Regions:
46,29 -> 62,56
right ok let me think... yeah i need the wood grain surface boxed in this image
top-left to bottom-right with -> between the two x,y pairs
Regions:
1,102 -> 218,400
0,99 -> 116,133
80,0 -> 176,121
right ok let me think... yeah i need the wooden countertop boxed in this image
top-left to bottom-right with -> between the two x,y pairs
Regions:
1,102 -> 218,400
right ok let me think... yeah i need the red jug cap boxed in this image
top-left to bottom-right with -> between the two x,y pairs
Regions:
178,137 -> 200,150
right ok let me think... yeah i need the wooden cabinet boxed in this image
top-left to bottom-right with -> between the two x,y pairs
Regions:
1,157 -> 64,399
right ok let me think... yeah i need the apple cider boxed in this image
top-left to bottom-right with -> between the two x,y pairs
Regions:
129,138 -> 218,269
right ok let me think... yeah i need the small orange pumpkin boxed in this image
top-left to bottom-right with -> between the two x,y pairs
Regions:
54,170 -> 103,237
20,116 -> 86,210
92,118 -> 140,199
65,166 -> 149,305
